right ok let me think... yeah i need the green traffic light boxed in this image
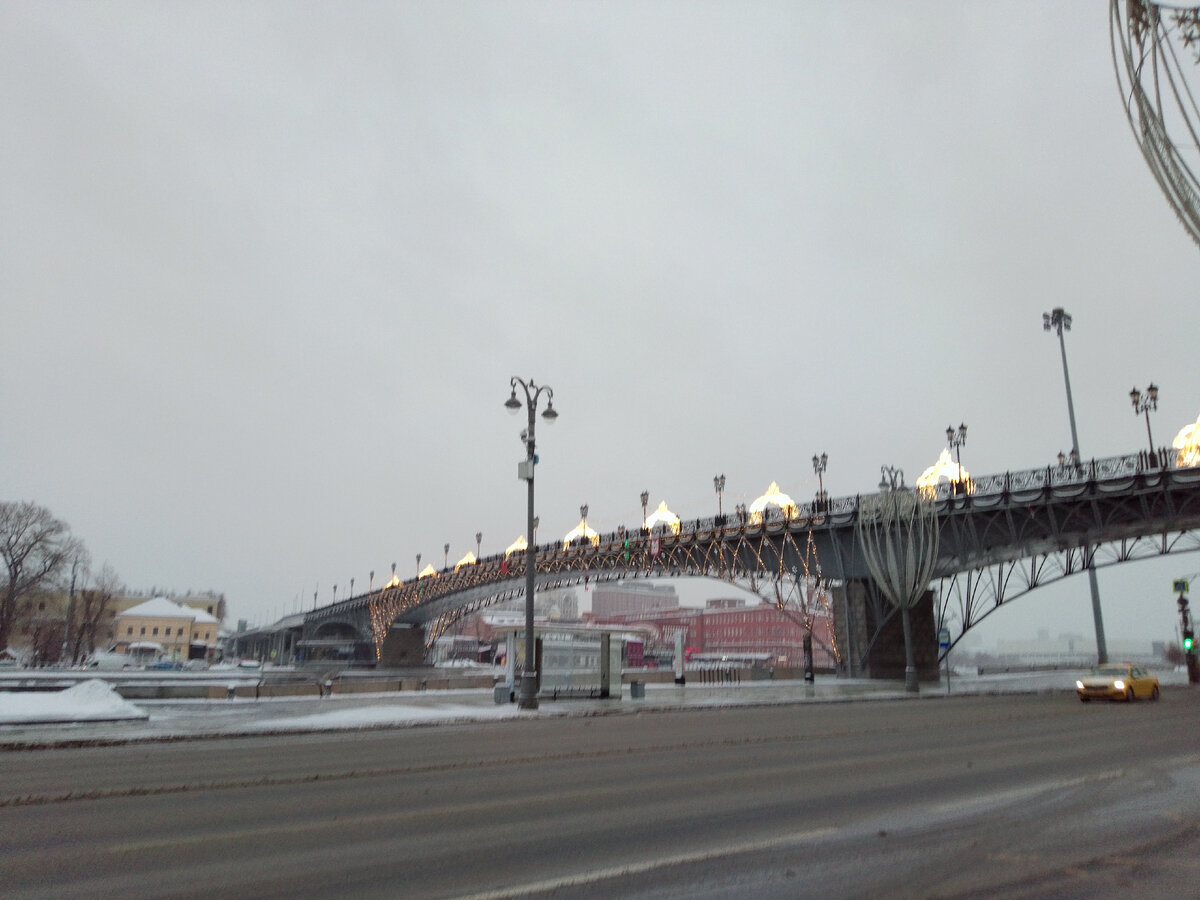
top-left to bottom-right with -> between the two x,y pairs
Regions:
1185,635 -> 1195,651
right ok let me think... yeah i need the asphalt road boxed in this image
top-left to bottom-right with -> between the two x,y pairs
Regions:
2,691 -> 1198,899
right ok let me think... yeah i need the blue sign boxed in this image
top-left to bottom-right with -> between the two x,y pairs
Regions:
937,628 -> 951,649
1174,579 -> 1189,594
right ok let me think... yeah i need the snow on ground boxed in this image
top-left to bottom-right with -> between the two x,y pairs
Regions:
0,679 -> 148,724
253,701 -> 525,732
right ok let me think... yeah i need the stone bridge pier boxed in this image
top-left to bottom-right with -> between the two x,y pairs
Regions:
836,580 -> 939,682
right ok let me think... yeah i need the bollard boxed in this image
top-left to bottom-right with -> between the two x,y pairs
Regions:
630,681 -> 645,699
227,683 -> 237,700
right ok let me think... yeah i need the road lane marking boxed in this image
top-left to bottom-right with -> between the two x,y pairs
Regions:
449,827 -> 840,900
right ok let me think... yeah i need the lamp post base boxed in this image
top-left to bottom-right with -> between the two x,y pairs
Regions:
517,679 -> 539,710
904,666 -> 919,693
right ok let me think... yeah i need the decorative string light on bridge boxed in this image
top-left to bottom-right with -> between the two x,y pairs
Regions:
916,448 -> 973,498
747,482 -> 798,525
1175,415 -> 1200,467
644,500 -> 681,535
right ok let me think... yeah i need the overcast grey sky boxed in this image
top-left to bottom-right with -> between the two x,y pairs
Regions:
2,2 -> 1197,648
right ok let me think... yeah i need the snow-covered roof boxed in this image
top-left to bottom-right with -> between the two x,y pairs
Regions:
119,596 -> 215,621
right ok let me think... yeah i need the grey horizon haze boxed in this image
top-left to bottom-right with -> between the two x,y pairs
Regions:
2,2 -> 1197,649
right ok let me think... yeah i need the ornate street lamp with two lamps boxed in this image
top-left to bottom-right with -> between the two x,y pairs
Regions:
1130,383 -> 1160,463
505,377 -> 558,711
946,424 -> 967,494
812,453 -> 828,510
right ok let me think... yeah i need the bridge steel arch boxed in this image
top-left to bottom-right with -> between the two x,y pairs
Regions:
306,452 -> 1200,671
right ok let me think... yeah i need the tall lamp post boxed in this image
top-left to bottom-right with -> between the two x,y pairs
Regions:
812,453 -> 828,509
476,531 -> 482,560
1043,307 -> 1108,663
640,491 -> 649,530
713,474 -> 725,519
505,376 -> 558,711
946,424 -> 967,493
1130,383 -> 1159,461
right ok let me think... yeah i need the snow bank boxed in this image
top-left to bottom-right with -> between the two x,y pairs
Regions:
0,679 -> 148,724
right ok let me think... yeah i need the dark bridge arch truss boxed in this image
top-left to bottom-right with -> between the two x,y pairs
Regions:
367,524 -> 840,661
935,527 -> 1200,657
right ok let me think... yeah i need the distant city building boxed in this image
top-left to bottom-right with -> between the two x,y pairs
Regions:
487,586 -> 580,621
591,597 -> 835,670
113,597 -> 220,662
591,582 -> 678,618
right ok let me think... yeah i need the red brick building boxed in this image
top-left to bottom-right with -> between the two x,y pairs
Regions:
589,598 -> 835,669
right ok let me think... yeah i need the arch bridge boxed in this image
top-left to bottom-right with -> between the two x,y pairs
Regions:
304,450 -> 1200,673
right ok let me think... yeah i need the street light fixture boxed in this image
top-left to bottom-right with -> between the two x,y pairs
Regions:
476,531 -> 482,560
640,491 -> 649,530
443,543 -> 450,570
945,424 -> 967,493
812,453 -> 828,509
1043,307 -> 1108,664
1130,383 -> 1160,461
713,474 -> 726,519
506,376 -> 558,711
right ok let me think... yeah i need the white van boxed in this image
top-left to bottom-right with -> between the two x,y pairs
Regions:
86,651 -> 133,670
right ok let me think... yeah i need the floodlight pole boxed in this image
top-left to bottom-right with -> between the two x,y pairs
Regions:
506,377 -> 558,711
1044,308 -> 1107,664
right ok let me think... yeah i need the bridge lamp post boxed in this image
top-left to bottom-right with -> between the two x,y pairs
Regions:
714,475 -> 726,520
506,377 -> 558,711
641,491 -> 649,530
444,543 -> 450,570
1129,384 -> 1159,461
1043,307 -> 1108,664
812,453 -> 828,510
476,532 -> 482,560
946,424 -> 967,493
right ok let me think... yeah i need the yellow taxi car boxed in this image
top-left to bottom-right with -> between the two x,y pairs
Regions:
1076,663 -> 1160,702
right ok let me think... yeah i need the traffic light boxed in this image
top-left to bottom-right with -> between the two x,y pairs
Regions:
1185,631 -> 1195,653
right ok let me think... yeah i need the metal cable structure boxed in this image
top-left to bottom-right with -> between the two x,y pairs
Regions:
855,472 -> 940,691
1111,0 -> 1200,248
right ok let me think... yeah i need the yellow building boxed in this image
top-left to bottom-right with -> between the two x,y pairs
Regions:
113,597 -> 220,661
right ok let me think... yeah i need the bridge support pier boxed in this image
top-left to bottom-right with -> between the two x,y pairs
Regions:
379,624 -> 428,667
848,581 -> 939,683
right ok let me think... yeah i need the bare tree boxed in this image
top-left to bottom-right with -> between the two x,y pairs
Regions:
70,563 -> 122,663
0,502 -> 77,651
769,532 -> 840,667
